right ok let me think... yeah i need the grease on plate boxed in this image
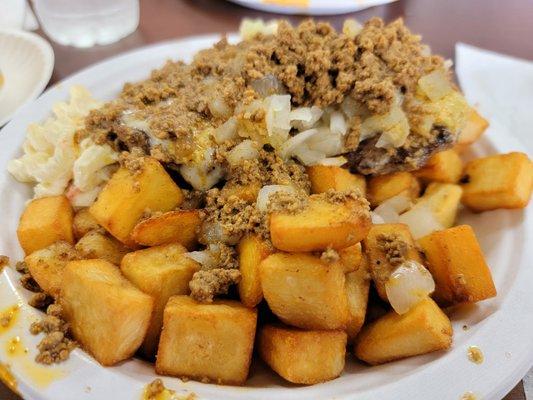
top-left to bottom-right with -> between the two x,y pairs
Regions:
0,362 -> 18,395
143,378 -> 196,400
0,304 -> 20,334
467,346 -> 484,364
460,391 -> 477,400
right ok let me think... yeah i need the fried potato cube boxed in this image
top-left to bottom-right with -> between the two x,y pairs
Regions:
258,325 -> 347,384
461,152 -> 533,211
345,258 -> 371,339
363,223 -> 422,301
75,231 -> 129,265
270,195 -> 371,252
414,150 -> 464,184
60,259 -> 153,366
354,298 -> 453,365
89,157 -> 183,245
260,253 -> 349,330
455,108 -> 489,153
130,210 -> 201,250
418,225 -> 496,305
155,296 -> 257,385
417,182 -> 463,228
120,243 -> 199,358
338,243 -> 363,273
307,165 -> 366,196
72,208 -> 101,240
17,195 -> 74,255
25,241 -> 79,298
367,172 -> 420,207
221,182 -> 261,203
237,235 -> 272,308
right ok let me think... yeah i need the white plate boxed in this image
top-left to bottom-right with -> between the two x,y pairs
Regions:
227,0 -> 396,15
0,34 -> 532,400
0,29 -> 54,127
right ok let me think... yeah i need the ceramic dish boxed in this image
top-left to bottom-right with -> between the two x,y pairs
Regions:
226,0 -> 396,15
0,29 -> 54,127
0,34 -> 532,400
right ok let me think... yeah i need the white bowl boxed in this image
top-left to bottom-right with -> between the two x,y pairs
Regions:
226,0 -> 396,15
0,34 -> 532,400
0,29 -> 54,127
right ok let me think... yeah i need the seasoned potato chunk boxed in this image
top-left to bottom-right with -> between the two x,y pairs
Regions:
270,195 -> 371,252
131,210 -> 201,249
75,231 -> 129,265
25,241 -> 79,298
338,243 -> 363,273
415,182 -> 463,228
237,235 -> 272,308
455,108 -> 489,153
418,225 -> 496,305
363,224 -> 422,301
461,152 -> 532,211
120,243 -> 199,358
72,208 -> 101,240
17,195 -> 74,255
89,157 -> 183,245
367,172 -> 420,207
307,165 -> 366,196
60,259 -> 153,366
260,253 -> 349,330
414,149 -> 463,184
156,296 -> 257,385
345,258 -> 371,339
258,325 -> 347,384
355,298 -> 453,365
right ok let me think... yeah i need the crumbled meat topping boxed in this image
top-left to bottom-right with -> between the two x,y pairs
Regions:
267,190 -> 308,214
119,148 -> 146,174
189,269 -> 241,303
20,274 -> 41,292
320,248 -> 340,264
30,304 -> 76,365
0,255 -> 9,270
15,260 -> 28,274
377,233 -> 408,266
28,293 -> 53,310
143,379 -> 197,400
180,189 -> 205,210
320,188 -> 368,205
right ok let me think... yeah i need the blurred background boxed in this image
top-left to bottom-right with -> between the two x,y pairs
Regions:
0,0 -> 532,398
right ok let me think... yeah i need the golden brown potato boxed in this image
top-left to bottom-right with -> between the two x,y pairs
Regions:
130,210 -> 201,250
363,223 -> 422,302
17,195 -> 74,255
414,182 -> 463,228
221,182 -> 261,203
345,258 -> 371,339
354,298 -> 453,365
155,296 -> 257,385
270,195 -> 371,252
60,259 -> 153,366
120,243 -> 199,358
258,324 -> 347,384
260,253 -> 349,330
338,243 -> 363,273
25,241 -> 79,298
367,172 -> 420,208
75,231 -> 129,265
455,108 -> 489,153
414,149 -> 464,184
307,165 -> 366,196
461,152 -> 533,211
418,225 -> 496,305
72,208 -> 101,240
89,157 -> 183,245
237,235 -> 272,308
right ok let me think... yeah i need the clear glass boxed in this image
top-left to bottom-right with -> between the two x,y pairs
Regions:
32,0 -> 139,48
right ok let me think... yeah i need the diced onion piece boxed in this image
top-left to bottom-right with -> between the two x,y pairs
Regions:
319,156 -> 347,167
251,74 -> 285,98
306,127 -> 343,157
279,128 -> 319,159
256,184 -> 295,212
290,106 -> 323,130
385,260 -> 436,315
361,106 -> 409,144
341,96 -> 363,119
371,211 -> 386,225
185,250 -> 216,268
330,111 -> 348,136
214,117 -> 238,144
418,69 -> 453,102
373,193 -> 412,224
226,140 -> 259,166
343,19 -> 363,39
265,95 -> 291,144
180,164 -> 225,191
239,18 -> 278,40
209,97 -> 232,119
398,202 -> 444,239
293,145 -> 326,166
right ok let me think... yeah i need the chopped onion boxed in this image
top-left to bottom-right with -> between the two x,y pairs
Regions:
385,260 -> 435,314
185,250 -> 216,268
180,164 -> 225,191
290,106 -> 323,130
370,211 -> 386,225
343,19 -> 362,39
329,111 -> 348,136
361,106 -> 408,142
256,184 -> 295,212
214,117 -> 238,144
209,97 -> 232,119
318,156 -> 348,167
279,128 -> 319,159
265,95 -> 291,143
251,74 -> 285,97
373,193 -> 413,224
341,96 -> 364,119
418,69 -> 453,102
226,140 -> 259,166
239,18 -> 278,40
306,127 -> 343,156
398,202 -> 444,239
293,145 -> 326,166
200,222 -> 240,246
